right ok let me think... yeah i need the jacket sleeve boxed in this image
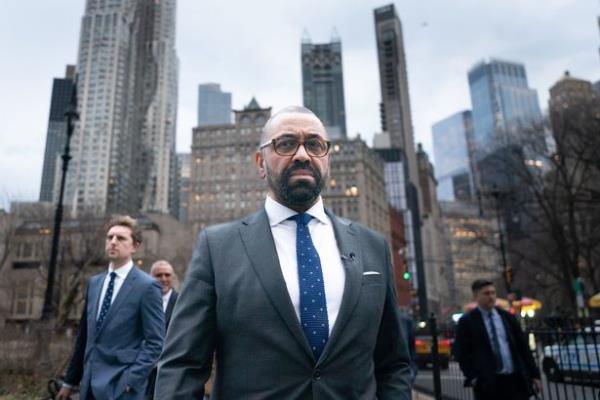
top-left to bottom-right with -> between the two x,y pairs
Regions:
374,238 -> 412,400
127,279 -> 165,392
507,313 -> 540,379
155,229 -> 216,400
454,314 -> 478,385
63,285 -> 89,386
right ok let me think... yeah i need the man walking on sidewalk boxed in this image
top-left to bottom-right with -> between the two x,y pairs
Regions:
454,279 -> 541,400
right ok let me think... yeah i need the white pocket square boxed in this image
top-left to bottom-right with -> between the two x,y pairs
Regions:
363,271 -> 381,275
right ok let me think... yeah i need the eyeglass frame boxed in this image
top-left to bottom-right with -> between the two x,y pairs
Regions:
259,135 -> 332,158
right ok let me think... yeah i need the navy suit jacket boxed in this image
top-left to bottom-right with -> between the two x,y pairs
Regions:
64,266 -> 165,400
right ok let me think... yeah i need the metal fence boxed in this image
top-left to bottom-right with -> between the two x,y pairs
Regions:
413,315 -> 600,400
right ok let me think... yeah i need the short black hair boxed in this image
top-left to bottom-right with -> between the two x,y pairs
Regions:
471,279 -> 494,294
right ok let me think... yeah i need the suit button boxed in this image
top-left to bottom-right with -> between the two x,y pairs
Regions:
313,370 -> 321,380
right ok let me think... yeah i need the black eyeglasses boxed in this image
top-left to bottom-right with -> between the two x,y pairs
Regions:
259,136 -> 331,157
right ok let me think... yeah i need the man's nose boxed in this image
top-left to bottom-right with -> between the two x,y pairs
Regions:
292,142 -> 311,161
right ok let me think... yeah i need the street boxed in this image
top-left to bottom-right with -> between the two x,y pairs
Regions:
413,362 -> 600,400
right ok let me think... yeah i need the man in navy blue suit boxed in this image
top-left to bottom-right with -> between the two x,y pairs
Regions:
57,215 -> 164,400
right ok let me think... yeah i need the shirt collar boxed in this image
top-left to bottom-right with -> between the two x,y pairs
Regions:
265,195 -> 329,227
477,306 -> 497,318
108,260 -> 134,280
162,288 -> 173,299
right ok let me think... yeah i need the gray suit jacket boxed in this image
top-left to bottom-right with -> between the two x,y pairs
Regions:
64,266 -> 165,400
156,209 -> 411,399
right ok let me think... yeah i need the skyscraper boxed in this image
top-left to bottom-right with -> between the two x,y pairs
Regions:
432,111 -> 475,201
468,59 -> 542,159
197,83 -> 232,126
374,4 -> 418,187
39,65 -> 76,202
374,4 -> 427,319
301,34 -> 347,139
64,0 -> 178,216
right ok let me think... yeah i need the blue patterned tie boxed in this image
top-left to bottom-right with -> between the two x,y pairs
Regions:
291,213 -> 329,359
96,272 -> 116,330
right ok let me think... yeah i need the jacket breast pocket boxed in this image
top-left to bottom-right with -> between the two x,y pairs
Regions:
362,272 -> 384,286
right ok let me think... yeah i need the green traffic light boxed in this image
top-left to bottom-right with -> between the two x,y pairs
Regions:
402,271 -> 411,280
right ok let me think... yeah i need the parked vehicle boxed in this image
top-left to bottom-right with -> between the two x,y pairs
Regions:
542,331 -> 600,385
415,335 -> 451,369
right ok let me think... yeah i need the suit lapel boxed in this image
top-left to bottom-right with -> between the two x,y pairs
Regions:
318,210 -> 362,364
165,291 -> 178,324
88,273 -> 104,337
95,266 -> 138,337
239,210 -> 314,360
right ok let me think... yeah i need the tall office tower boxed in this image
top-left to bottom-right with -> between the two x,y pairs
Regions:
301,34 -> 347,139
177,153 -> 191,223
64,0 -> 178,216
432,110 -> 475,201
417,144 -> 452,317
374,4 -> 427,319
39,65 -> 76,202
468,59 -> 543,161
197,83 -> 232,126
374,4 -> 418,186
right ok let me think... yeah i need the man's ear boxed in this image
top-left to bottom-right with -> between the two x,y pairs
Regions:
255,151 -> 266,179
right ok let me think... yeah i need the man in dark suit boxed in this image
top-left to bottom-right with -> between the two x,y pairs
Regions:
155,106 -> 411,399
57,216 -> 165,400
454,279 -> 541,400
145,260 -> 178,399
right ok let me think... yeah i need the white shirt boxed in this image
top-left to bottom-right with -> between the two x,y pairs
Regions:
96,260 -> 134,319
162,289 -> 173,312
265,195 -> 346,335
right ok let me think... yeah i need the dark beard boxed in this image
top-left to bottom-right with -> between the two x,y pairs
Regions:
268,161 -> 324,209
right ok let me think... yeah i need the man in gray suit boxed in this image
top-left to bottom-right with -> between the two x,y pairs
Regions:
58,215 -> 165,400
156,106 -> 411,399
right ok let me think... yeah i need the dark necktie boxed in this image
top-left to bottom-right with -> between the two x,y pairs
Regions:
487,311 -> 504,372
96,272 -> 116,330
291,213 -> 329,359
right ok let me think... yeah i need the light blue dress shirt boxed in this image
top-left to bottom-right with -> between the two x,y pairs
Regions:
478,307 -> 514,374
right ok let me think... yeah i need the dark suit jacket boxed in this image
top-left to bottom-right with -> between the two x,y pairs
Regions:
64,266 -> 165,400
146,290 -> 178,399
155,208 -> 411,400
454,307 -> 540,393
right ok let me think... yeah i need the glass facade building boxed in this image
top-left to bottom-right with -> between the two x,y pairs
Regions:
301,37 -> 347,139
468,59 -> 542,159
39,65 -> 76,202
197,83 -> 232,126
432,110 -> 474,201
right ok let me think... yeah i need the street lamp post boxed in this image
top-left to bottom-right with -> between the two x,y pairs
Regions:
40,81 -> 78,321
478,186 -> 512,294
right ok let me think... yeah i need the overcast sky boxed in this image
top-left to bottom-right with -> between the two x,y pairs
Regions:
1,0 -> 598,205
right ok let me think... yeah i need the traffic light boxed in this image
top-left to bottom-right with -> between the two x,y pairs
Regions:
505,266 -> 513,285
402,271 -> 411,280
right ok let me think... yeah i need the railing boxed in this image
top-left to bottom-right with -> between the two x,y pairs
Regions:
413,315 -> 600,400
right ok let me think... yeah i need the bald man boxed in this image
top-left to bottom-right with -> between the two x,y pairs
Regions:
155,106 -> 411,399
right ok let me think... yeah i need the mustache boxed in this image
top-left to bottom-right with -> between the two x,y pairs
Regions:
283,161 -> 320,180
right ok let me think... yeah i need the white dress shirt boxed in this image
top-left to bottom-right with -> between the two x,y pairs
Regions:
162,289 -> 173,312
265,195 -> 346,335
96,260 -> 134,319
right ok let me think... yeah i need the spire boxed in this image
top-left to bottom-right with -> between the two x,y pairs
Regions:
245,97 -> 261,110
331,27 -> 340,43
301,29 -> 311,44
